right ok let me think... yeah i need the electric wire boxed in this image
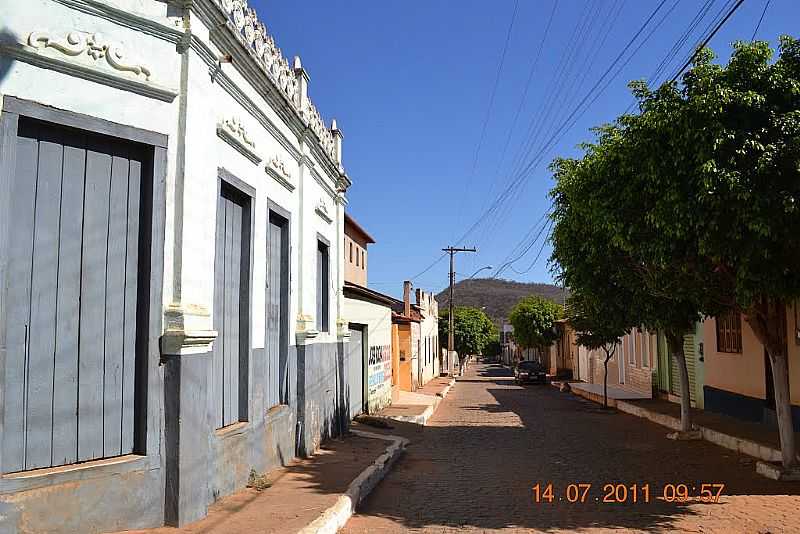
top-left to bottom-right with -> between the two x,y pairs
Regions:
751,0 -> 771,41
454,0 -> 520,243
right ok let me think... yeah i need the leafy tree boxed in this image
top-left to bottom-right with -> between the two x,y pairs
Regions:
438,306 -> 496,357
552,37 -> 800,468
550,149 -> 714,433
508,296 -> 563,350
567,290 -> 629,408
483,339 -> 501,360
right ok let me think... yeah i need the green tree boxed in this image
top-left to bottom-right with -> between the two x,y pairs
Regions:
508,296 -> 563,351
567,290 -> 629,408
551,147 -> 715,433
552,37 -> 800,468
438,306 -> 496,357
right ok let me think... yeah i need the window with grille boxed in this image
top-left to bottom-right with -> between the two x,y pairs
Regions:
715,311 -> 742,353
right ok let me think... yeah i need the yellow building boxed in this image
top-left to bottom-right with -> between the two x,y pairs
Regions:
702,306 -> 800,431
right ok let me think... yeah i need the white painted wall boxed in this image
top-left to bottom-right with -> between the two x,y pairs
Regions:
343,297 -> 392,412
416,290 -> 440,386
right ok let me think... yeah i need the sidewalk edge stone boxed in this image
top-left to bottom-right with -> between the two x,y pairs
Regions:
570,388 -> 784,472
295,430 -> 409,534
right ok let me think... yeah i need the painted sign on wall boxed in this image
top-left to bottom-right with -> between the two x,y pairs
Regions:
368,345 -> 392,407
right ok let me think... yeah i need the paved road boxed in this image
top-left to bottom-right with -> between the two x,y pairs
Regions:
343,361 -> 800,533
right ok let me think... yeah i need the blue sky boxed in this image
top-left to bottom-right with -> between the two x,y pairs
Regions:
256,0 -> 797,299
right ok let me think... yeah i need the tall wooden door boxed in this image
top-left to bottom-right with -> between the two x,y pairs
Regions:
212,184 -> 250,429
347,325 -> 365,419
266,213 -> 289,406
670,334 -> 697,405
3,118 -> 146,472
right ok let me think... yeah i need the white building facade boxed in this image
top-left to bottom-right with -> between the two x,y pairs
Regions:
416,288 -> 439,386
0,0 -> 352,531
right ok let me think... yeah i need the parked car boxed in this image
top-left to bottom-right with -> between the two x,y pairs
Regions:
514,360 -> 547,384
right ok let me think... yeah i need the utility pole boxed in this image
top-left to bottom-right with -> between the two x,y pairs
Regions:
443,246 -> 476,374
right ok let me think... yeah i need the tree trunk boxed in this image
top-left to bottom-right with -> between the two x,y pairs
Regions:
602,346 -> 613,409
666,330 -> 693,433
744,302 -> 798,469
770,350 -> 797,468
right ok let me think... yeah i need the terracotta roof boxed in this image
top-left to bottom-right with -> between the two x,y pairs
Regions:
344,213 -> 376,244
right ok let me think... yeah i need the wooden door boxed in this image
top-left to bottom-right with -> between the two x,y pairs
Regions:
212,184 -> 250,429
3,118 -> 146,471
348,325 -> 365,419
267,213 -> 289,406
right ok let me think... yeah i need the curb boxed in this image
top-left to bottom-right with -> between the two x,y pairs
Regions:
375,379 -> 455,426
296,430 -> 409,534
382,402 -> 436,426
435,378 -> 456,399
614,399 -> 782,464
565,384 -> 783,465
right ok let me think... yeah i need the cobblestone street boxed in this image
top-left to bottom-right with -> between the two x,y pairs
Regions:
343,362 -> 800,533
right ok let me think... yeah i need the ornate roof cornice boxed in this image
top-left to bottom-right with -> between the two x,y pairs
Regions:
209,0 -> 340,169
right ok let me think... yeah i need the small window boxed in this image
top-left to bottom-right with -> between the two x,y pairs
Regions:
716,311 -> 742,353
361,249 -> 365,269
317,240 -> 330,332
355,245 -> 359,266
349,241 -> 353,263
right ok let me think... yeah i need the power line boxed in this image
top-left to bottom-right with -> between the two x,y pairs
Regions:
668,0 -> 746,83
508,219 -> 554,275
453,0 -> 672,249
479,0 -> 559,218
455,0 -> 520,242
492,212 -> 552,279
751,0 -> 771,41
409,253 -> 447,281
647,0 -> 716,86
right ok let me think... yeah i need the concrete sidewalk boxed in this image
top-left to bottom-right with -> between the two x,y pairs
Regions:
375,377 -> 455,425
118,430 -> 407,534
561,381 -> 800,480
566,381 -> 649,401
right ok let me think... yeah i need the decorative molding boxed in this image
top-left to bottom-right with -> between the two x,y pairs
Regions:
51,0 -> 183,44
209,0 -> 339,165
315,197 -> 333,224
295,314 -> 319,343
208,62 -> 302,163
161,303 -> 218,356
304,96 -> 337,164
337,318 -> 351,340
216,117 -> 261,164
0,42 -> 178,102
265,155 -> 295,191
28,30 -> 152,80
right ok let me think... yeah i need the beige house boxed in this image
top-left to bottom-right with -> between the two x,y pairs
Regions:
344,213 -> 374,287
342,214 -> 394,416
577,327 -> 657,398
702,307 -> 800,431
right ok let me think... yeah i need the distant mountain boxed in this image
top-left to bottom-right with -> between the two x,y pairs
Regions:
435,278 -> 567,327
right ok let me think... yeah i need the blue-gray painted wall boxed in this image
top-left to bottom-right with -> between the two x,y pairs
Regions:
297,341 -> 349,457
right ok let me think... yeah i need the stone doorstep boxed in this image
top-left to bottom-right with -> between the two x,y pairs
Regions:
565,385 -> 787,477
755,461 -> 800,481
297,430 -> 409,534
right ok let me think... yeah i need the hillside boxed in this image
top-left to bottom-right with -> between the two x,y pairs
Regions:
435,278 -> 567,327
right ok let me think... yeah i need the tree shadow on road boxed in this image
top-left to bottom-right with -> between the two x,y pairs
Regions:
340,365 -> 800,533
